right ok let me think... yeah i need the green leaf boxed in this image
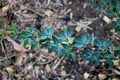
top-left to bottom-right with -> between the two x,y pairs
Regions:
105,59 -> 113,68
89,58 -> 94,66
94,56 -> 100,65
112,69 -> 120,75
0,30 -> 6,39
38,27 -> 53,39
57,29 -> 74,41
83,55 -> 92,60
52,36 -> 59,44
49,46 -> 57,53
31,42 -> 37,51
74,43 -> 83,48
94,39 -> 102,47
74,34 -> 92,48
81,34 -> 87,44
62,44 -> 72,51
116,2 -> 120,8
87,0 -> 94,4
27,38 -> 32,45
96,3 -> 104,9
9,33 -> 17,38
6,22 -> 16,31
83,50 -> 92,55
115,23 -> 120,36
37,43 -> 41,52
48,43 -> 57,47
56,47 -> 62,57
113,46 -> 120,51
94,38 -> 111,50
23,39 -> 29,47
71,52 -> 77,62
103,39 -> 112,47
103,51 -> 116,60
86,35 -> 92,45
6,27 -> 15,31
67,29 -> 74,37
74,38 -> 83,48
19,31 -> 32,38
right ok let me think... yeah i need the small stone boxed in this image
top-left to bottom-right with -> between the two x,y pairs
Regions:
36,15 -> 42,22
35,23 -> 42,30
103,16 -> 112,24
61,70 -> 66,77
84,72 -> 90,79
63,16 -> 70,22
98,74 -> 107,80
75,25 -> 82,32
45,10 -> 53,17
7,12 -> 14,19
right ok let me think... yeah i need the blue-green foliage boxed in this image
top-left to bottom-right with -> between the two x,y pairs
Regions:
4,22 -> 120,68
74,34 -> 92,48
94,38 -> 112,50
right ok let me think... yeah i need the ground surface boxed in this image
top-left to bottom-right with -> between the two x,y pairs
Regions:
0,0 -> 120,80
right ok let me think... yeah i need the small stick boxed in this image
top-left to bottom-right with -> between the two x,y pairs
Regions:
52,56 -> 64,71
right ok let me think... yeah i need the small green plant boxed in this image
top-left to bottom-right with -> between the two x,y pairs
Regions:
6,24 -> 120,68
0,22 -> 18,39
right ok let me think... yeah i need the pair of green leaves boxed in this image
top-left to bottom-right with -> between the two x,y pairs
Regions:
48,36 -> 62,57
5,22 -> 18,39
94,38 -> 112,50
83,50 -> 101,66
48,36 -> 77,62
103,51 -> 116,68
19,27 -> 35,39
38,27 -> 53,40
82,38 -> 114,67
19,28 -> 41,52
74,34 -> 92,48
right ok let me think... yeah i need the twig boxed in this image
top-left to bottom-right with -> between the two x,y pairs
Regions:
37,56 -> 57,65
22,5 -> 45,17
0,53 -> 21,62
52,56 -> 64,71
0,40 -> 10,61
20,19 -> 35,22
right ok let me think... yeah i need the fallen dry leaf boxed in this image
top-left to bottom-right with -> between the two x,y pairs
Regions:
98,74 -> 107,80
45,64 -> 51,73
8,0 -> 17,4
75,25 -> 82,32
61,70 -> 66,77
14,74 -> 21,80
15,53 -> 23,65
113,60 -> 120,66
2,5 -> 10,13
5,67 -> 14,73
103,16 -> 112,24
6,37 -> 28,52
45,10 -> 53,17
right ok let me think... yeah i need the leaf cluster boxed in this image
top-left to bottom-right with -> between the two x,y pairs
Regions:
6,25 -> 120,68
